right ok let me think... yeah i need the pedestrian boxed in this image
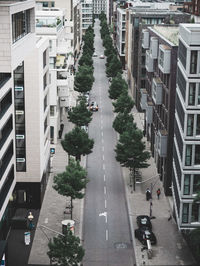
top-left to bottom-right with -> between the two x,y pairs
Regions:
146,188 -> 151,201
156,188 -> 161,199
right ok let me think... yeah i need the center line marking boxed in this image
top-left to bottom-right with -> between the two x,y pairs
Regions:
104,186 -> 106,195
104,174 -> 106,181
102,155 -> 104,161
105,199 -> 107,209
106,229 -> 108,241
101,132 -> 103,137
103,163 -> 105,170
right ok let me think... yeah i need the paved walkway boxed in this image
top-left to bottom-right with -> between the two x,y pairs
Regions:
122,105 -> 196,265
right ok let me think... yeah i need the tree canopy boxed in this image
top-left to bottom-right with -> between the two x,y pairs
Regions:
106,56 -> 122,77
61,127 -> 94,161
68,100 -> 93,127
108,73 -> 128,100
74,65 -> 94,93
113,112 -> 135,134
113,91 -> 134,113
47,226 -> 85,266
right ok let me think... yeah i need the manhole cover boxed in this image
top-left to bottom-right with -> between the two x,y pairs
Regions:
114,242 -> 129,249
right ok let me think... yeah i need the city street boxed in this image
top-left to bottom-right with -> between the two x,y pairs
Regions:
83,20 -> 135,266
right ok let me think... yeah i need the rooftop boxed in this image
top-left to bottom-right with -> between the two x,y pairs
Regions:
153,25 -> 179,45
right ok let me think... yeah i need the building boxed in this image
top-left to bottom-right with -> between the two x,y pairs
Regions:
35,7 -> 76,145
0,0 -> 39,262
81,0 -> 93,33
143,25 -> 179,195
183,0 -> 200,22
116,7 -> 126,68
172,24 -> 200,230
125,7 -> 190,110
93,0 -> 108,18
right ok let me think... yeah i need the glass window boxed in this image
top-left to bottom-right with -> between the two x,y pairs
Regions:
191,204 -> 200,222
183,175 -> 191,195
187,114 -> 194,136
190,51 -> 197,74
195,145 -> 200,165
198,84 -> 200,105
188,83 -> 196,105
185,145 -> 192,166
182,203 -> 189,223
196,115 -> 200,135
193,175 -> 200,194
12,10 -> 30,43
43,49 -> 47,68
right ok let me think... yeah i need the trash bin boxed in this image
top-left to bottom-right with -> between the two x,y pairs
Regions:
61,220 -> 75,234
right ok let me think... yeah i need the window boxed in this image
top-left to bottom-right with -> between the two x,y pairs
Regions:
196,115 -> 200,135
43,73 -> 47,90
193,175 -> 200,194
187,114 -> 194,136
195,145 -> 200,165
178,40 -> 187,69
190,51 -> 197,74
188,83 -> 196,105
191,204 -> 200,222
12,10 -> 30,43
185,145 -> 192,166
182,203 -> 189,223
183,175 -> 190,195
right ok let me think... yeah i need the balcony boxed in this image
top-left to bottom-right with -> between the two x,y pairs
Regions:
150,37 -> 158,59
145,50 -> 154,72
157,130 -> 168,157
152,77 -> 163,105
140,89 -> 148,111
158,45 -> 171,74
60,97 -> 69,107
36,17 -> 63,35
142,29 -> 149,49
58,87 -> 69,98
146,101 -> 153,124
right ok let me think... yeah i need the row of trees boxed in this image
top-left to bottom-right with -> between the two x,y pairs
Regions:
100,12 -> 200,265
99,12 -> 150,191
47,25 -> 96,265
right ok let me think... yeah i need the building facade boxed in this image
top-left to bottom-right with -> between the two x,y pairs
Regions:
143,25 -> 179,195
81,0 -> 93,32
172,24 -> 200,230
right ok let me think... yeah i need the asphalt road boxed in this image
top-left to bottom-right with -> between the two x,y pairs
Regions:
83,20 -> 135,266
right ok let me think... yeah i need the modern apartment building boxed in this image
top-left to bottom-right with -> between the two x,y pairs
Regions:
125,8 -> 190,110
93,0 -> 108,18
172,24 -> 200,230
116,7 -> 126,68
143,25 -> 179,195
35,8 -> 76,145
81,0 -> 93,32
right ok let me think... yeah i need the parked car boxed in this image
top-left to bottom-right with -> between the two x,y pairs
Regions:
136,215 -> 152,230
99,55 -> 105,59
135,227 -> 157,245
90,101 -> 98,111
93,52 -> 98,57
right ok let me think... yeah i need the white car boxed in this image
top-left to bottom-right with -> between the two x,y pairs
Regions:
93,52 -> 98,57
99,55 -> 105,59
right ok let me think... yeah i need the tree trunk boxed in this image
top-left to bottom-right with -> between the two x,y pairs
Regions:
76,154 -> 81,161
70,197 -> 73,220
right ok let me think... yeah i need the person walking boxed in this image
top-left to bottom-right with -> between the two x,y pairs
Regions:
156,188 -> 161,199
146,188 -> 151,201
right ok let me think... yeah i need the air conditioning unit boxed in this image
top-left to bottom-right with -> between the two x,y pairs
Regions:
158,45 -> 171,74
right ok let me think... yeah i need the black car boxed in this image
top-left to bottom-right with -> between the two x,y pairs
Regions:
136,215 -> 152,230
135,227 -> 157,245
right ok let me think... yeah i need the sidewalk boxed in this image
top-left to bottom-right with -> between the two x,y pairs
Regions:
28,111 -> 85,265
122,106 -> 196,265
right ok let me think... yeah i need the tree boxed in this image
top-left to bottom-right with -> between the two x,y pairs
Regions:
106,56 -> 122,77
53,158 -> 88,219
115,124 -> 150,190
108,73 -> 128,100
113,112 -> 135,134
79,53 -> 93,67
68,100 -> 93,127
61,127 -> 94,161
47,226 -> 85,266
74,65 -> 94,93
113,91 -> 134,113
188,228 -> 200,262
